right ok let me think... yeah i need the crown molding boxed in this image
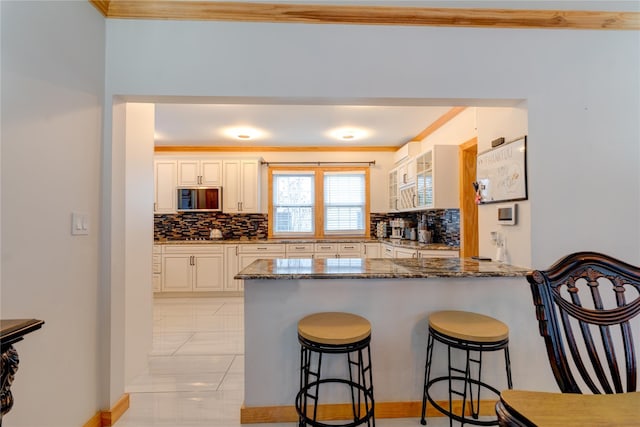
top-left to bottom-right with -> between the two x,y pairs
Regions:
90,1 -> 639,30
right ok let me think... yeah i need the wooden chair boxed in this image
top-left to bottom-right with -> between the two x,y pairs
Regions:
496,251 -> 640,426
526,251 -> 640,394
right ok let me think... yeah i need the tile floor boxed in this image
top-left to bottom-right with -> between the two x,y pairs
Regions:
116,296 -> 451,427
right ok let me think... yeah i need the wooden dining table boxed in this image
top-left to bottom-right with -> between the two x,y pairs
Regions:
496,389 -> 640,427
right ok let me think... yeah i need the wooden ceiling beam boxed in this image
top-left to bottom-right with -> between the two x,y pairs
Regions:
90,1 -> 639,30
411,106 -> 466,142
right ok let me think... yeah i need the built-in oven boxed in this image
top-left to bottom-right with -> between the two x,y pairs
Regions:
176,187 -> 222,211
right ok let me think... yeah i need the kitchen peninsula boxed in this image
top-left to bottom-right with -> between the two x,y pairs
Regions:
238,257 -> 558,423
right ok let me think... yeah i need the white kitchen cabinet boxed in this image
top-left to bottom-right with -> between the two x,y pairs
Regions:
224,245 -> 242,292
415,145 -> 459,210
154,160 -> 177,213
153,245 -> 162,292
362,242 -> 381,258
223,159 -> 261,213
388,169 -> 398,211
393,247 -> 418,258
178,159 -> 222,186
418,249 -> 459,258
382,243 -> 394,258
237,244 -> 286,291
162,245 -> 224,292
397,158 -> 417,187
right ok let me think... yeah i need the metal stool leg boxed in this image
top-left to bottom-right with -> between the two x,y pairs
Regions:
420,333 -> 435,425
504,346 -> 513,389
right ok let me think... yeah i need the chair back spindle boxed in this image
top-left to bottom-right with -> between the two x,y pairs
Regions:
527,252 -> 640,394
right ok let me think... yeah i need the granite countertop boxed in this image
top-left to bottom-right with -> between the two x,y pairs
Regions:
154,238 -> 459,251
235,257 -> 529,280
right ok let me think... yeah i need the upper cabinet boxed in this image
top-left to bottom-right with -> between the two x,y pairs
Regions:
415,145 -> 459,210
388,168 -> 398,211
154,156 -> 261,214
154,160 -> 177,213
222,159 -> 261,213
178,159 -> 222,186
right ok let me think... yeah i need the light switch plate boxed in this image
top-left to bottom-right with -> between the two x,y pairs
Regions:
71,212 -> 89,235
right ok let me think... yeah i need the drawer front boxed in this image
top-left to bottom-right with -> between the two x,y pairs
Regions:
337,243 -> 361,253
153,245 -> 162,254
314,243 -> 338,253
286,243 -> 315,254
419,250 -> 459,258
153,263 -> 162,273
164,244 -> 223,254
153,255 -> 162,264
238,243 -> 286,254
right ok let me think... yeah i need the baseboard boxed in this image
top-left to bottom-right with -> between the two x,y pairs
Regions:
240,399 -> 497,423
83,393 -> 130,427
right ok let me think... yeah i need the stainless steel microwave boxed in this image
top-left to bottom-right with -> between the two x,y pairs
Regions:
177,187 -> 222,211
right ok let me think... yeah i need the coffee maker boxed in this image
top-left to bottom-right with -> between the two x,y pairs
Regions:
389,219 -> 405,239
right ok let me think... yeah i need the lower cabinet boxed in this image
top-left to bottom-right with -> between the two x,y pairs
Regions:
393,247 -> 418,258
153,245 -> 162,292
382,243 -> 394,258
362,242 -> 381,258
393,246 -> 459,258
156,241 -> 459,294
224,245 -> 242,292
162,245 -> 224,292
237,244 -> 286,291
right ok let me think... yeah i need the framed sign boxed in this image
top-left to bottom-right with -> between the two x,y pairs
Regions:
476,136 -> 527,204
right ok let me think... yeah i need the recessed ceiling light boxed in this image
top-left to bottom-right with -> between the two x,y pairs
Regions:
329,128 -> 368,142
223,127 -> 263,141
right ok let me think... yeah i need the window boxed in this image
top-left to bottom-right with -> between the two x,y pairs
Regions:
269,167 -> 369,238
272,172 -> 315,235
324,172 -> 365,234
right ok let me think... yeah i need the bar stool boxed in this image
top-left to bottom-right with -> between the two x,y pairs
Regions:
296,312 -> 375,427
420,310 -> 512,426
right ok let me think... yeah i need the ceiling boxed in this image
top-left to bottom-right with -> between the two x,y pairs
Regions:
154,103 -> 458,148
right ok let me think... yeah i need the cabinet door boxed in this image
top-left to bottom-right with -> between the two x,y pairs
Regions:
162,255 -> 192,291
388,170 -> 398,211
224,245 -> 241,291
177,160 -> 200,186
193,254 -> 224,291
393,247 -> 417,258
240,159 -> 260,212
200,160 -> 222,186
154,160 -> 177,213
382,244 -> 394,258
363,243 -> 381,258
223,160 -> 241,213
152,274 -> 161,292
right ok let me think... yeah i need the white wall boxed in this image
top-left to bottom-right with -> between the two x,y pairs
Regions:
0,1 -> 106,425
124,104 -> 155,384
476,105 -> 531,267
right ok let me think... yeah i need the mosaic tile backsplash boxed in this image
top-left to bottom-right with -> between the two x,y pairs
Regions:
155,210 -> 459,246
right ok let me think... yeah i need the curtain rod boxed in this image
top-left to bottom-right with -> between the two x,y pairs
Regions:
261,161 -> 375,167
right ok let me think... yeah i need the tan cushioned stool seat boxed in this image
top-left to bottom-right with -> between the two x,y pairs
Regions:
429,310 -> 509,343
298,312 -> 371,345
